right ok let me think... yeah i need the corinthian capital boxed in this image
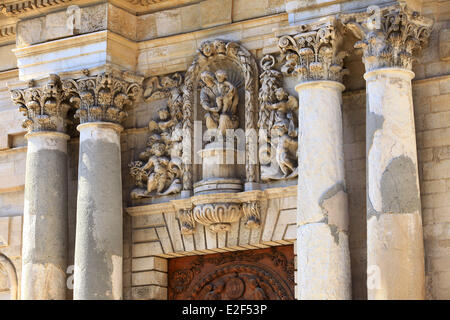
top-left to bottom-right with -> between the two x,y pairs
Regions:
278,18 -> 348,83
342,4 -> 433,72
62,71 -> 142,125
10,74 -> 71,133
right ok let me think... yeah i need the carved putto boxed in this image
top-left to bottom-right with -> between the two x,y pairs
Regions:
200,70 -> 239,139
62,71 -> 142,124
342,4 -> 433,71
130,73 -> 184,199
10,74 -> 71,133
258,55 -> 299,181
278,19 -> 348,82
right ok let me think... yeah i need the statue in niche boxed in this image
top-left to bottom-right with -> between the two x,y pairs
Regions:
200,70 -> 239,140
258,55 -> 299,181
129,73 -> 184,199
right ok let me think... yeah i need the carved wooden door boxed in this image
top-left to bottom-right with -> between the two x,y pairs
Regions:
168,245 -> 295,300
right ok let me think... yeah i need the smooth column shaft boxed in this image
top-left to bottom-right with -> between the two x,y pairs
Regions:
365,68 -> 425,299
295,81 -> 351,300
22,132 -> 69,300
74,123 -> 123,300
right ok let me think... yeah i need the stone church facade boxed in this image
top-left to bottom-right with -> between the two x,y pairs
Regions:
0,0 -> 448,300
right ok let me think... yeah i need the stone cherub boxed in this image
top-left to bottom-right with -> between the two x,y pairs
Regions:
129,105 -> 182,199
200,70 -> 239,140
258,63 -> 299,181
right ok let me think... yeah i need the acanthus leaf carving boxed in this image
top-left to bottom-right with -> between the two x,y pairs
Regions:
242,201 -> 261,229
278,18 -> 348,82
129,72 -> 184,199
10,74 -> 72,133
178,207 -> 196,235
341,4 -> 433,72
258,55 -> 299,181
62,71 -> 142,124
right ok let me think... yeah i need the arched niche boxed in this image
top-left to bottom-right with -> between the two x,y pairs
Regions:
0,254 -> 18,300
182,40 -> 259,192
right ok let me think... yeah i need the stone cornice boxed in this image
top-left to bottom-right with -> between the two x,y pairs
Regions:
0,0 -> 74,17
126,185 -> 297,216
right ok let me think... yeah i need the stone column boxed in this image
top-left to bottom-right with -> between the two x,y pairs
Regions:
10,75 -> 71,300
344,5 -> 433,299
63,72 -> 141,300
279,19 -> 351,299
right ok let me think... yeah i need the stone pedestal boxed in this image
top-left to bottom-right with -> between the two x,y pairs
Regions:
295,80 -> 351,300
21,131 -> 69,300
73,122 -> 123,300
365,68 -> 425,299
194,142 -> 242,195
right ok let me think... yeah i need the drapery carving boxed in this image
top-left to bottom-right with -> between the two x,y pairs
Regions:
10,74 -> 71,133
200,70 -> 239,139
341,4 -> 433,71
258,55 -> 299,181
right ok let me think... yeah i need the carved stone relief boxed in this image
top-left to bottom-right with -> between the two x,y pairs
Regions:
61,70 -> 142,125
182,39 -> 259,191
278,18 -> 348,82
177,200 -> 261,234
341,4 -> 433,72
200,69 -> 239,139
168,246 -> 295,300
129,73 -> 184,199
258,55 -> 299,181
10,74 -> 71,133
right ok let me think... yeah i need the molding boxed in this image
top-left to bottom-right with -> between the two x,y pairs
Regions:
126,185 -> 297,217
0,0 -> 74,16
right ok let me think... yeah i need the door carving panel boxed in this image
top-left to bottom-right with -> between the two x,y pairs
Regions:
168,245 -> 295,300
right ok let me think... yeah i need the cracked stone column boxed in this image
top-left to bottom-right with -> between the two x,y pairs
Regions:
10,75 -> 70,300
344,5 -> 433,299
63,72 -> 141,300
279,19 -> 351,299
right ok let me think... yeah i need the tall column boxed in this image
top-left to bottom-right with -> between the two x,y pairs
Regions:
344,5 -> 433,299
10,75 -> 70,299
63,72 -> 141,300
279,19 -> 352,299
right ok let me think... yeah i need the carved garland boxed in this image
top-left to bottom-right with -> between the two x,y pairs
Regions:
182,40 -> 259,191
